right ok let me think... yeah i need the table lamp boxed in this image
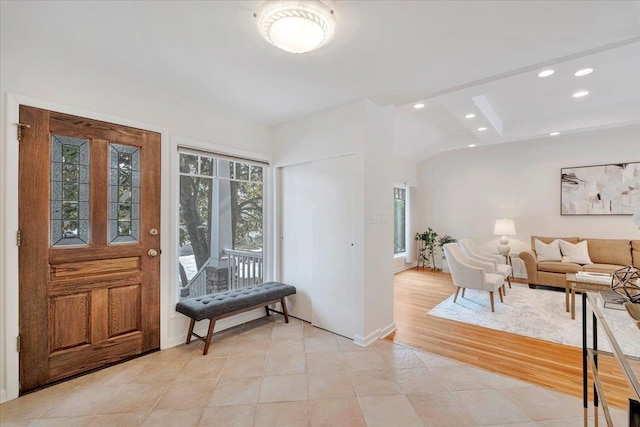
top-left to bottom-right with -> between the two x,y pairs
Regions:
494,218 -> 516,256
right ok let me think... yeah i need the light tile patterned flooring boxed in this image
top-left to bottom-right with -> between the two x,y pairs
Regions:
0,316 -> 628,426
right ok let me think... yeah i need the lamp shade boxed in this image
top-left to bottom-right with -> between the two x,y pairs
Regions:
493,219 -> 516,236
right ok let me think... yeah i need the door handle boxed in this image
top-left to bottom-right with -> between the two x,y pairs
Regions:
147,249 -> 158,257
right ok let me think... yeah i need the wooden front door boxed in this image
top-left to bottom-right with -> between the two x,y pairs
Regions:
18,106 -> 161,392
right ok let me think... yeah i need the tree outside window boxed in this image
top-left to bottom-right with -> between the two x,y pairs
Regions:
178,152 -> 264,298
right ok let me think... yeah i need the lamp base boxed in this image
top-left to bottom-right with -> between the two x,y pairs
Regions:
498,236 -> 510,256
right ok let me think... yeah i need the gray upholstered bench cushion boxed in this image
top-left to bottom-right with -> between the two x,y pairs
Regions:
176,281 -> 296,321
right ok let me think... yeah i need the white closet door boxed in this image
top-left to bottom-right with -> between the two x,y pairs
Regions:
280,163 -> 313,322
311,155 -> 356,338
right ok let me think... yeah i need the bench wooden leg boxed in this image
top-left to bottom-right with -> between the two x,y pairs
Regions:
281,297 -> 289,323
202,317 -> 217,356
186,318 -> 196,345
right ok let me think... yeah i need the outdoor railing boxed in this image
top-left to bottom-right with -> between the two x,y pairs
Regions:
225,249 -> 263,289
179,249 -> 263,300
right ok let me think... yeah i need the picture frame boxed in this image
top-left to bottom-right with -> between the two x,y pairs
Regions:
561,162 -> 640,215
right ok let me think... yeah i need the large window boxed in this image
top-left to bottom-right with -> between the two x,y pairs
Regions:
394,187 -> 406,255
178,150 -> 265,299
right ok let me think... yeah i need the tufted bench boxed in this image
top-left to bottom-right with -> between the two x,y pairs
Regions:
175,282 -> 297,355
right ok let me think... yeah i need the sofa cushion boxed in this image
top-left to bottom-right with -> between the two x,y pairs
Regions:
631,240 -> 640,268
559,240 -> 592,265
583,239 -> 632,266
534,239 -> 561,262
537,261 -> 582,274
530,236 -> 579,250
583,264 -> 625,274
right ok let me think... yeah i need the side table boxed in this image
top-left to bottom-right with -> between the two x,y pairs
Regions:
566,273 -> 611,320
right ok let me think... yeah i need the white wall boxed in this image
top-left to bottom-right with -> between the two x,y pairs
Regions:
273,99 -> 396,345
0,33 -> 273,402
416,125 -> 640,272
363,102 -> 395,339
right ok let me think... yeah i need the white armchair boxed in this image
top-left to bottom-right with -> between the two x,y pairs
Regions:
459,238 -> 512,290
443,243 -> 505,312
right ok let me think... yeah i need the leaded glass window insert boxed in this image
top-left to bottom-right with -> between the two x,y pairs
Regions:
109,144 -> 140,243
51,135 -> 90,246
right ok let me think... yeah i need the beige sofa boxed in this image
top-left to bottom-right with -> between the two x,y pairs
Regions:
519,236 -> 640,289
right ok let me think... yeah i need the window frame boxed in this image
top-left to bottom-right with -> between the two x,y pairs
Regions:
394,185 -> 407,257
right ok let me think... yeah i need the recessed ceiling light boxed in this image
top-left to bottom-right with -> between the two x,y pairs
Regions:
550,132 -> 560,136
414,103 -> 425,109
574,68 -> 593,77
468,144 -> 477,148
477,127 -> 487,131
465,113 -> 476,119
538,69 -> 555,78
572,90 -> 589,98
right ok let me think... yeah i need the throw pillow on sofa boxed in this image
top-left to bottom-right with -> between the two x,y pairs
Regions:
535,239 -> 562,262
559,240 -> 592,265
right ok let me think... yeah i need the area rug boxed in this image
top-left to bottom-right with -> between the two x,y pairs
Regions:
428,284 -> 640,358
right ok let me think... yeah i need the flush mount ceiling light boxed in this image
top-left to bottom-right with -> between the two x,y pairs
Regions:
255,1 -> 336,54
574,68 -> 594,77
550,132 -> 560,136
468,144 -> 477,148
414,103 -> 425,109
465,113 -> 476,119
538,69 -> 555,78
573,90 -> 589,98
477,127 -> 487,131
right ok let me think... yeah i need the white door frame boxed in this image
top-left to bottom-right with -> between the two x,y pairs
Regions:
1,93 -> 171,402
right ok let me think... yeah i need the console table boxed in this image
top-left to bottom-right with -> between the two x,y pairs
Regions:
582,292 -> 640,427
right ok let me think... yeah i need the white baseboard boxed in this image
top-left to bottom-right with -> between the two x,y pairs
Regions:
353,329 -> 379,347
164,308 -> 266,349
353,321 -> 397,347
380,322 -> 397,338
1,389 -> 7,404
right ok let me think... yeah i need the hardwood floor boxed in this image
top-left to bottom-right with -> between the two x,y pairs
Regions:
386,268 -> 640,409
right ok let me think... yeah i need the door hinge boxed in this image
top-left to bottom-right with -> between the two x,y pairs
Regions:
15,123 -> 31,142
16,230 -> 21,247
17,335 -> 21,352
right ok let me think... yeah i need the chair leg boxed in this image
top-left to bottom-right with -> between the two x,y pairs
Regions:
489,291 -> 495,312
461,288 -> 466,298
499,287 -> 504,303
186,319 -> 196,345
507,276 -> 512,288
502,282 -> 507,296
281,297 -> 290,323
202,317 -> 217,356
453,287 -> 461,303
265,305 -> 270,316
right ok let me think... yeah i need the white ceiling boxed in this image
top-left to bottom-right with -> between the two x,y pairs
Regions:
2,0 -> 640,162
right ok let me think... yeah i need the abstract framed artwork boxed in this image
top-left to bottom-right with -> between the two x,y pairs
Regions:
561,162 -> 640,215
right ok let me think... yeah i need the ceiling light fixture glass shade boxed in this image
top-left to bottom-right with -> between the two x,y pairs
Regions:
256,1 -> 336,54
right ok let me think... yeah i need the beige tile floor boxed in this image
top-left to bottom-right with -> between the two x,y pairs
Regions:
0,315 -> 629,426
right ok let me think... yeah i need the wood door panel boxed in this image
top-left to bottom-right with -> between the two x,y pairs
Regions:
19,106 -> 161,392
49,244 -> 143,263
109,285 -> 141,337
50,257 -> 140,279
49,273 -> 144,297
49,112 -> 147,146
48,332 -> 142,382
49,294 -> 90,352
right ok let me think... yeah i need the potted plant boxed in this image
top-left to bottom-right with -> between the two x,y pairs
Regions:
438,235 -> 457,273
415,228 -> 439,271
